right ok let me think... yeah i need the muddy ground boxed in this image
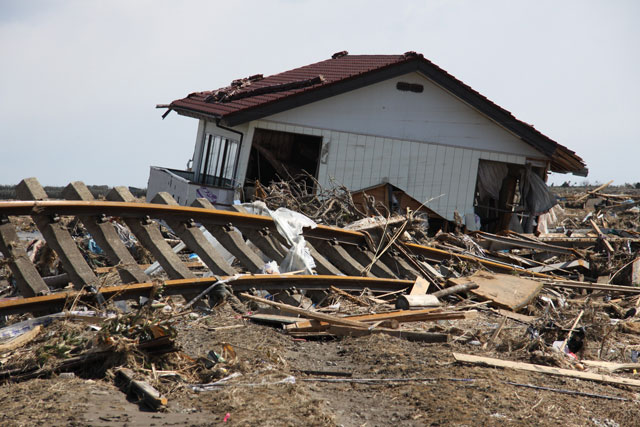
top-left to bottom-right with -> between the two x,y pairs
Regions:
1,303 -> 638,427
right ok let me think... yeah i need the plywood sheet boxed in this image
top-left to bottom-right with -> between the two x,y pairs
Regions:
448,271 -> 542,312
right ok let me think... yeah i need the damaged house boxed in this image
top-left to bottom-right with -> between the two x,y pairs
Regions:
150,51 -> 586,232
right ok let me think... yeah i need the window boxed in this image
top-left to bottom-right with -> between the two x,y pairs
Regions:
199,133 -> 240,188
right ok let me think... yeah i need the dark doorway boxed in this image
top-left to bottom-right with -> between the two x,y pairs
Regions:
474,160 -> 552,233
245,128 -> 322,190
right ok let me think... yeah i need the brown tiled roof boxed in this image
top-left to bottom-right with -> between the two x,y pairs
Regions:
168,52 -> 586,175
171,54 -> 411,120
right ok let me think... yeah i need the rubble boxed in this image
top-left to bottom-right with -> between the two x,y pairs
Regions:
2,179 -> 640,424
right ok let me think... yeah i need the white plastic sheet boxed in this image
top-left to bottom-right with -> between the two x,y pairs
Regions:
241,202 -> 317,274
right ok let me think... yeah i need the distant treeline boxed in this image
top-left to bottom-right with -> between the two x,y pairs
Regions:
0,185 -> 146,200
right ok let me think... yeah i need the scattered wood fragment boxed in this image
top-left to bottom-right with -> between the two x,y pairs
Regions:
536,279 -> 640,294
559,309 -> 584,353
489,308 -> 537,324
453,353 -> 640,387
431,282 -> 478,299
575,180 -> 614,203
284,309 -> 474,331
293,369 -> 352,377
632,257 -> 640,287
409,276 -> 430,295
472,230 -> 579,256
590,219 -> 614,253
482,316 -> 507,349
526,259 -> 590,274
115,367 -> 168,410
581,360 -> 640,373
395,294 -> 440,310
245,313 -> 300,325
299,376 -> 461,384
239,293 -> 371,329
329,285 -> 368,306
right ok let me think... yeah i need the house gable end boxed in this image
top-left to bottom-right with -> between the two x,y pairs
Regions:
261,71 -> 546,159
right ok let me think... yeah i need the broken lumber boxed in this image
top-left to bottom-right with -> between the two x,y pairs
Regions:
285,309 -> 474,331
395,294 -> 440,310
453,353 -> 640,388
431,282 -> 478,298
329,285 -> 368,306
239,293 -> 372,329
575,180 -> 614,203
526,259 -> 590,274
115,367 -> 167,410
559,309 -> 584,353
409,276 -> 430,295
581,360 -> 640,373
472,230 -> 579,256
590,219 -> 615,253
537,279 -> 640,294
632,257 -> 640,287
490,308 -> 538,324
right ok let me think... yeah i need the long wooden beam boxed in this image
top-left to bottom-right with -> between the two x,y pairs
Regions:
454,352 -> 640,388
403,243 -> 558,279
285,309 -> 473,331
471,230 -> 580,256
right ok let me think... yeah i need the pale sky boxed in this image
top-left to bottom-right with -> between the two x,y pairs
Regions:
1,0 -> 638,188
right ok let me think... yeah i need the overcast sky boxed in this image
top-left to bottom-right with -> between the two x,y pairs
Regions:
1,0 -> 638,188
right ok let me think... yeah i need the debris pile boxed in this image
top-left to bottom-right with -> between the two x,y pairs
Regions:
2,178 -> 640,423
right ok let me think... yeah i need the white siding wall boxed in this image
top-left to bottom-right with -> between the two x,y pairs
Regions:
247,120 -> 529,220
265,71 -> 545,158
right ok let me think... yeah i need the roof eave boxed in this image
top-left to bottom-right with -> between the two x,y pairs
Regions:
169,105 -> 223,122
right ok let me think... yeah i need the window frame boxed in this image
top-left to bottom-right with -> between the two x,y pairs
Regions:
198,133 -> 241,188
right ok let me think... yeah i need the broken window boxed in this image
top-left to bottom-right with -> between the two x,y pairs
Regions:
198,133 -> 240,188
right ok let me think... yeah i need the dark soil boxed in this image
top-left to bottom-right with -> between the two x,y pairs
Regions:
1,305 -> 638,427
